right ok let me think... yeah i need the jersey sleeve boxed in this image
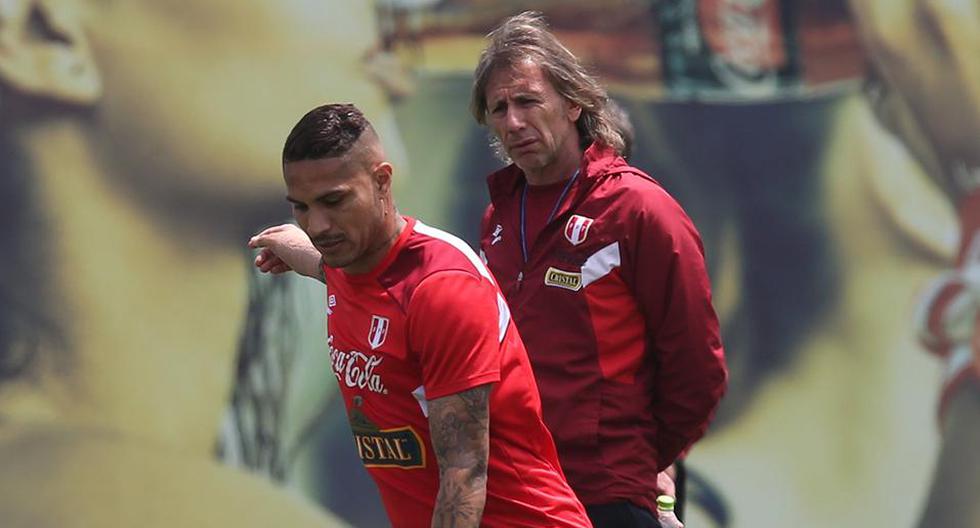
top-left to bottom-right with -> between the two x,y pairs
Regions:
406,270 -> 503,400
625,186 -> 728,470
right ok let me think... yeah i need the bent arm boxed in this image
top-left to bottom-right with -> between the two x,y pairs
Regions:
630,195 -> 728,470
248,224 -> 324,282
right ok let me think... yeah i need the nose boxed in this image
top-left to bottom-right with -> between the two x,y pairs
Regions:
504,107 -> 525,132
304,208 -> 334,240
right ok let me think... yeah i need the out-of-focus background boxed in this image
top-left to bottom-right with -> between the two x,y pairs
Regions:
2,1 -> 977,526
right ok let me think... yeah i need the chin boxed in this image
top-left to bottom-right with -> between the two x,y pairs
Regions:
320,253 -> 354,270
513,155 -> 544,172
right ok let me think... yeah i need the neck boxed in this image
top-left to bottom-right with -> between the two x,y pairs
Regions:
3,120 -> 245,456
344,210 -> 407,275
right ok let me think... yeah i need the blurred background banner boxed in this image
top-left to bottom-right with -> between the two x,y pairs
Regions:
2,1 -> 976,527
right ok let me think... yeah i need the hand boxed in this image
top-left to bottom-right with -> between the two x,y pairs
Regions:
657,468 -> 677,497
247,224 -> 322,279
253,248 -> 292,275
657,509 -> 684,528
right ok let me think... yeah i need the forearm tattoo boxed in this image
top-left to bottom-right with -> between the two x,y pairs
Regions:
428,384 -> 491,528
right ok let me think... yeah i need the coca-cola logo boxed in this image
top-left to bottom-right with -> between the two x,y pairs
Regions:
329,336 -> 388,395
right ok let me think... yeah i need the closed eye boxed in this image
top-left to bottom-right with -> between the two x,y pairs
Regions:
319,192 -> 347,206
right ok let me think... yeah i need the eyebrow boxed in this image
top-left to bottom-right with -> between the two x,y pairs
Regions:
286,189 -> 347,205
491,89 -> 541,105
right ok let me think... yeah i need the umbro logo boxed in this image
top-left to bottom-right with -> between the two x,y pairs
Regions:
491,224 -> 504,246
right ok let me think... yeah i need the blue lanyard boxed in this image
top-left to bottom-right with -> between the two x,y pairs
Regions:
519,169 -> 580,263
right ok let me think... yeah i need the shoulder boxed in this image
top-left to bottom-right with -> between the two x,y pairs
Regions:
595,167 -> 686,221
409,270 -> 497,317
588,168 -> 703,255
380,221 -> 496,307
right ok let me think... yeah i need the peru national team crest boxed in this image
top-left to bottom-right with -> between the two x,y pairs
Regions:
564,215 -> 594,246
368,315 -> 390,350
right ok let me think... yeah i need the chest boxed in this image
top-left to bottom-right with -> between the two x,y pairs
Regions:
325,279 -> 418,398
484,204 -> 623,294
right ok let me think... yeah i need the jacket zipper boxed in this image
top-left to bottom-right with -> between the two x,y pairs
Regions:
515,169 -> 580,294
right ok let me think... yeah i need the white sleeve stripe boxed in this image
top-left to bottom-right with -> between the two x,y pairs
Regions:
412,385 -> 429,417
581,242 -> 621,288
413,221 -> 494,281
496,293 -> 511,343
413,221 -> 509,342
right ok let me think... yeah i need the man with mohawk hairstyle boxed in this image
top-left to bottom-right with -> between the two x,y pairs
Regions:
250,103 -> 592,528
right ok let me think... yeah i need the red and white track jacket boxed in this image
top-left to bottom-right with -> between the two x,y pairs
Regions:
480,143 -> 728,513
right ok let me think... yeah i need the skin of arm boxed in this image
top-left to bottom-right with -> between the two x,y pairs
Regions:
248,223 -> 325,282
426,384 -> 491,528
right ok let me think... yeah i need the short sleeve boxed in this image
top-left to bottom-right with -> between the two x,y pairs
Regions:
406,270 -> 502,400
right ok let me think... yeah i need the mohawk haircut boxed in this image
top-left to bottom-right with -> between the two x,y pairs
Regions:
282,103 -> 370,164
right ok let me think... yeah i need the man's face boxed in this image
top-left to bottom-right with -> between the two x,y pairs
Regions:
284,156 -> 387,271
484,60 -> 581,173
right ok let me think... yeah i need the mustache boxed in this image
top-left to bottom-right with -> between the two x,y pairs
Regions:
312,233 -> 345,245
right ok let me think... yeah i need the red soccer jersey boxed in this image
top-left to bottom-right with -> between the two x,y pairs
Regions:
323,217 -> 590,528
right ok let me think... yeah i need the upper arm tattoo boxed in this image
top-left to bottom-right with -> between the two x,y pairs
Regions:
427,384 -> 492,527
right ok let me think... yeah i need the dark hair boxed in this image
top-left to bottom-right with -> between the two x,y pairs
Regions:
282,103 -> 372,164
471,11 -> 624,154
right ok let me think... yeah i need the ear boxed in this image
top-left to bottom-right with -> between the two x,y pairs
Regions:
373,161 -> 394,195
567,102 -> 582,123
0,0 -> 101,106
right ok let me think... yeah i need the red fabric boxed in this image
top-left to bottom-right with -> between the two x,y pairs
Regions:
324,217 -> 590,528
583,270 -> 646,384
407,271 -> 501,399
524,180 -> 572,251
480,143 -> 728,513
